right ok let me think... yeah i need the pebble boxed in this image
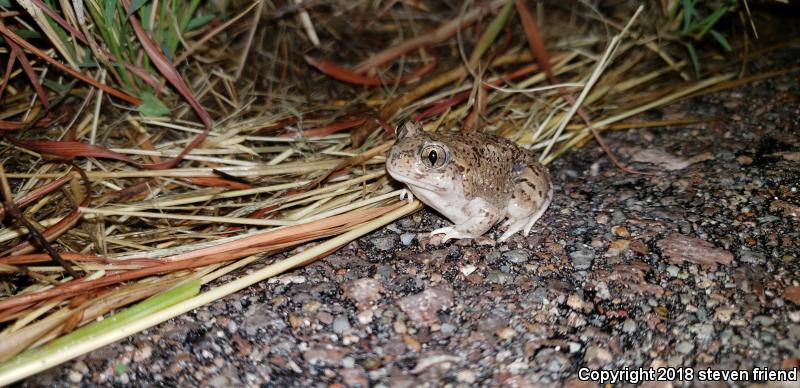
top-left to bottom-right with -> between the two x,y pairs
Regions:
622,318 -> 638,334
675,341 -> 694,354
208,375 -> 231,388
440,323 -> 456,336
692,324 -> 714,341
340,366 -> 369,387
486,270 -> 511,284
502,249 -> 530,264
68,371 -> 83,383
567,294 -> 583,310
739,248 -> 766,264
73,361 -> 89,374
397,288 -> 454,326
715,306 -> 736,322
343,278 -> 384,310
496,327 -> 516,340
372,236 -> 396,251
333,315 -> 351,334
784,286 -> 800,305
753,315 -> 775,326
611,225 -> 630,238
666,265 -> 680,277
456,369 -> 477,384
569,245 -> 594,270
584,346 -> 612,364
400,233 -> 416,246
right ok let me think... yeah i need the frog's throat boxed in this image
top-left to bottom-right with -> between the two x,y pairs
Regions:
386,168 -> 446,193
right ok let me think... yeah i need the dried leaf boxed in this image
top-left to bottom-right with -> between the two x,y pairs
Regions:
656,233 -> 733,269
631,148 -> 714,170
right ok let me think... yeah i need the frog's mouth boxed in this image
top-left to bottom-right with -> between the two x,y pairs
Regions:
385,166 -> 446,193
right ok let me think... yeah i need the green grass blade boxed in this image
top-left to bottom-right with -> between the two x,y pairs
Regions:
709,29 -> 732,51
686,42 -> 700,77
0,279 -> 201,375
469,0 -> 514,66
693,5 -> 730,38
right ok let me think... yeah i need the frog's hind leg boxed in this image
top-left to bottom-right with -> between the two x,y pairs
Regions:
431,197 -> 502,242
522,184 -> 553,235
499,163 -> 552,242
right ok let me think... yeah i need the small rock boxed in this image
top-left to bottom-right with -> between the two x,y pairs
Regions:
68,371 -> 83,383
715,306 -> 736,322
340,366 -> 368,387
739,248 -> 766,264
459,264 -> 477,276
737,155 -> 753,165
333,315 -> 352,334
496,327 -> 516,340
410,353 -> 460,374
372,236 -> 396,251
567,294 -> 583,310
611,226 -> 630,238
342,278 -> 384,310
606,239 -> 630,257
753,315 -> 775,326
570,245 -> 594,270
318,311 -> 334,325
675,341 -> 694,354
622,319 -> 638,334
400,233 -> 416,246
486,270 -> 511,284
397,288 -> 454,326
208,375 -> 230,388
502,249 -> 530,264
456,369 -> 477,384
303,347 -> 345,365
666,265 -> 680,277
691,324 -> 714,341
584,346 -> 612,364
784,286 -> 800,305
73,361 -> 89,374
440,323 -> 456,336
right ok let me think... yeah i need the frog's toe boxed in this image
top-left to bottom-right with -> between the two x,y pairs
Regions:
399,188 -> 414,204
498,219 -> 527,242
431,226 -> 476,242
431,226 -> 457,242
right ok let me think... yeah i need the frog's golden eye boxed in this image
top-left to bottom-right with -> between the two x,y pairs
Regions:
420,144 -> 448,169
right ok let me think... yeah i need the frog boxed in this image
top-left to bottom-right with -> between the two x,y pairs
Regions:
385,121 -> 553,242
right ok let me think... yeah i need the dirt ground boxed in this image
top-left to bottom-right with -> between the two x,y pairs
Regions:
19,44 -> 800,388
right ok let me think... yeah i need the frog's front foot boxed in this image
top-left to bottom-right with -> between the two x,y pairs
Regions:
430,226 -> 473,242
399,188 -> 414,204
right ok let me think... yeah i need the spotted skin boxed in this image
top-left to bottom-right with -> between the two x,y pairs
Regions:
386,121 -> 552,242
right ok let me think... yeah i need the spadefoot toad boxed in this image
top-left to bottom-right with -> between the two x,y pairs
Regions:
386,121 -> 552,242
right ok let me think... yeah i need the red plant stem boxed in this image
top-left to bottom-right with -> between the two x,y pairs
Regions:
306,56 -> 437,86
0,21 -> 142,105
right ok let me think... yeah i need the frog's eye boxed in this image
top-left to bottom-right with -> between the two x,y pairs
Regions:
420,144 -> 448,169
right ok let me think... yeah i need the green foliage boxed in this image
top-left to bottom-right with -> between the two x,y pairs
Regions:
672,0 -> 738,76
137,91 -> 171,116
7,0 -> 223,100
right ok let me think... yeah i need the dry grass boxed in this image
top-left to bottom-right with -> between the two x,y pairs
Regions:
0,0 -> 794,383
